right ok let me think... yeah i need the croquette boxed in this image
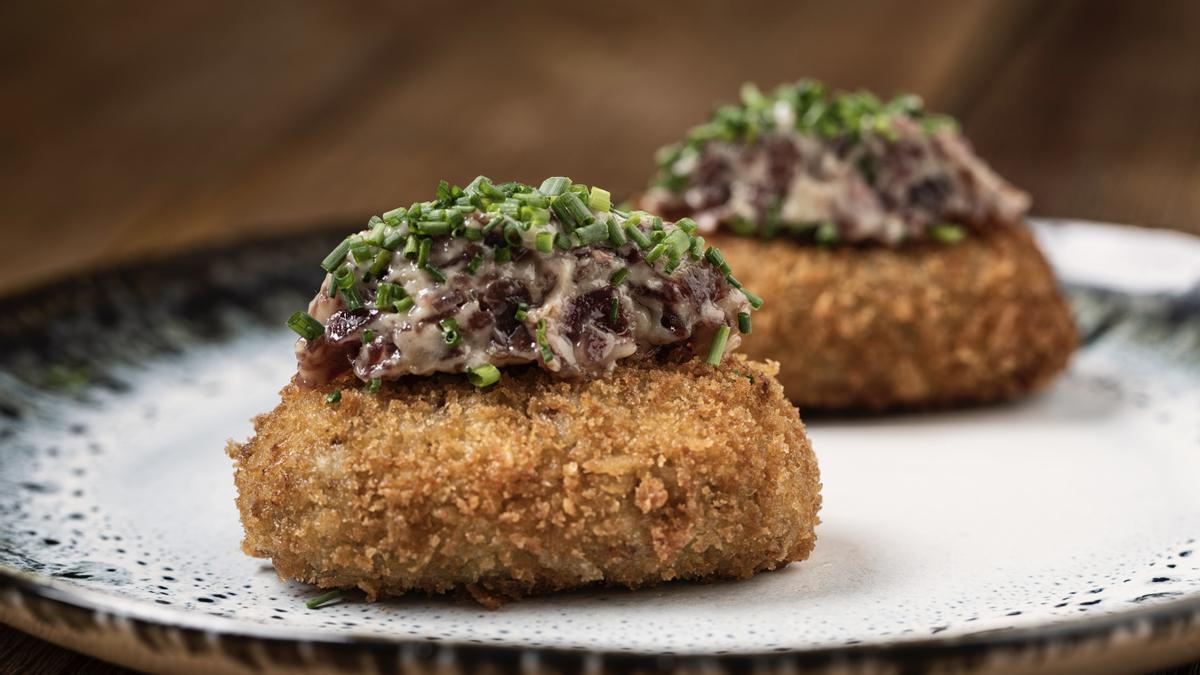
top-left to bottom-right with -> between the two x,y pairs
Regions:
641,80 -> 1076,410
707,226 -> 1076,410
228,355 -> 821,606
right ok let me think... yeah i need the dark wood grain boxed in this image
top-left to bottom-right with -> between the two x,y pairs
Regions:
1,1 -> 1198,672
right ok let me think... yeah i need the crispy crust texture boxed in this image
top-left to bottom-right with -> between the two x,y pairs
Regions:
227,355 -> 820,606
714,225 -> 1077,411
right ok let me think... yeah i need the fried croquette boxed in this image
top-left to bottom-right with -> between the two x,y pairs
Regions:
708,226 -> 1077,410
228,355 -> 820,606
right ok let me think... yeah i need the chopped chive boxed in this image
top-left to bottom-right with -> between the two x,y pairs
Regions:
536,319 -> 553,362
333,263 -> 356,289
306,590 -> 343,609
325,389 -> 341,405
664,257 -> 681,274
463,226 -> 484,241
704,247 -> 732,275
375,282 -> 398,310
625,223 -> 653,250
365,221 -> 386,245
554,233 -> 572,250
467,253 -> 484,274
286,312 -> 324,340
675,217 -> 698,234
417,238 -> 431,267
341,286 -> 364,311
418,220 -> 451,236
369,249 -> 393,277
362,329 -> 376,343
815,222 -> 839,245
551,191 -> 594,231
738,312 -> 752,334
514,302 -> 528,322
588,186 -> 611,212
467,363 -> 501,388
504,221 -> 524,248
706,325 -> 731,366
349,236 -> 372,263
664,229 -> 692,258
513,192 -> 550,208
439,318 -> 461,347
929,223 -> 965,244
535,231 -> 554,253
494,246 -> 512,263
608,296 -> 620,323
645,242 -> 668,263
403,235 -> 419,260
394,297 -> 415,312
435,179 -> 454,204
424,264 -> 446,283
382,206 -> 407,225
381,228 -> 405,251
607,218 -> 627,247
726,276 -> 764,309
539,176 -> 571,196
321,238 -> 352,273
365,379 -> 381,395
689,235 -> 705,260
576,221 -> 610,246
610,267 -> 630,285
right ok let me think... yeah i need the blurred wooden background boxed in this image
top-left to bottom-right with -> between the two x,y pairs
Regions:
2,0 -> 1199,296
2,0 -> 1200,672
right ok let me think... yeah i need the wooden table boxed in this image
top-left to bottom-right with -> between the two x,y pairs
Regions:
1,1 -> 1198,672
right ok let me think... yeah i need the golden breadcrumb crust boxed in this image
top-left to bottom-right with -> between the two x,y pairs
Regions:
712,225 -> 1077,411
227,355 -> 820,606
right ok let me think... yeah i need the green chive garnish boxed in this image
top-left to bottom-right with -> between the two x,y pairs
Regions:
576,221 -> 610,246
362,329 -> 375,343
467,364 -> 501,388
706,325 -> 731,366
321,238 -> 352,273
588,186 -> 611,212
417,238 -> 431,268
625,222 -> 653,250
738,312 -> 752,334
418,220 -> 451,236
726,276 -> 764,309
535,231 -> 554,253
325,390 -> 341,405
365,379 -> 381,395
403,235 -> 419,260
439,318 -> 461,347
369,250 -> 393,277
814,222 -> 839,245
494,246 -> 512,263
514,303 -> 528,322
342,286 -> 364,311
424,264 -> 446,284
536,319 -> 553,363
306,590 -> 343,609
467,253 -> 484,274
610,267 -> 630,285
538,176 -> 571,196
608,296 -> 620,323
287,312 -> 324,341
394,297 -> 415,312
929,223 -> 965,244
607,218 -> 627,247
551,191 -> 594,231
349,236 -> 371,264
704,247 -> 732,275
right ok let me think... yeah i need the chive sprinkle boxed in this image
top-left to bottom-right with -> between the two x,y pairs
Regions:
321,238 -> 352,273
467,363 -> 501,388
539,176 -> 571,196
588,186 -> 611,212
306,590 -> 343,609
467,253 -> 484,274
625,222 -> 653,250
536,319 -> 553,363
394,296 -> 415,312
738,312 -> 752,334
341,286 -> 364,311
929,223 -> 965,244
325,390 -> 342,405
608,296 -> 620,323
536,231 -> 554,253
610,267 -> 630,285
439,318 -> 461,347
607,218 -> 627,247
287,311 -> 324,340
514,303 -> 528,322
365,378 -> 381,395
706,325 -> 731,366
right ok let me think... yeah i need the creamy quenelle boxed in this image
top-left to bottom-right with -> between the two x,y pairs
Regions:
642,81 -> 1030,246
287,177 -> 758,388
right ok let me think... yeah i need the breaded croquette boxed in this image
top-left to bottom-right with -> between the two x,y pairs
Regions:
228,355 -> 820,606
641,80 -> 1076,409
707,227 -> 1076,410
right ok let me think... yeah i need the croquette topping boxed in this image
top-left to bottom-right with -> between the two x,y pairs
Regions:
288,177 -> 759,387
643,80 -> 1030,246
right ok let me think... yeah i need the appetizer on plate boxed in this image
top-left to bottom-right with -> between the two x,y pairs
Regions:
228,177 -> 821,606
641,81 -> 1077,411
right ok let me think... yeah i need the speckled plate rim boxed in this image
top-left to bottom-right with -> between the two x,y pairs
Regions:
2,218 -> 1199,675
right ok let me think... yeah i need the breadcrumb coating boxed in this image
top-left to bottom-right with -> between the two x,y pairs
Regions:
227,355 -> 820,606
711,225 -> 1077,411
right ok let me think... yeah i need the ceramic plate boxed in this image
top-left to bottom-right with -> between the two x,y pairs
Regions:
1,220 -> 1198,675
